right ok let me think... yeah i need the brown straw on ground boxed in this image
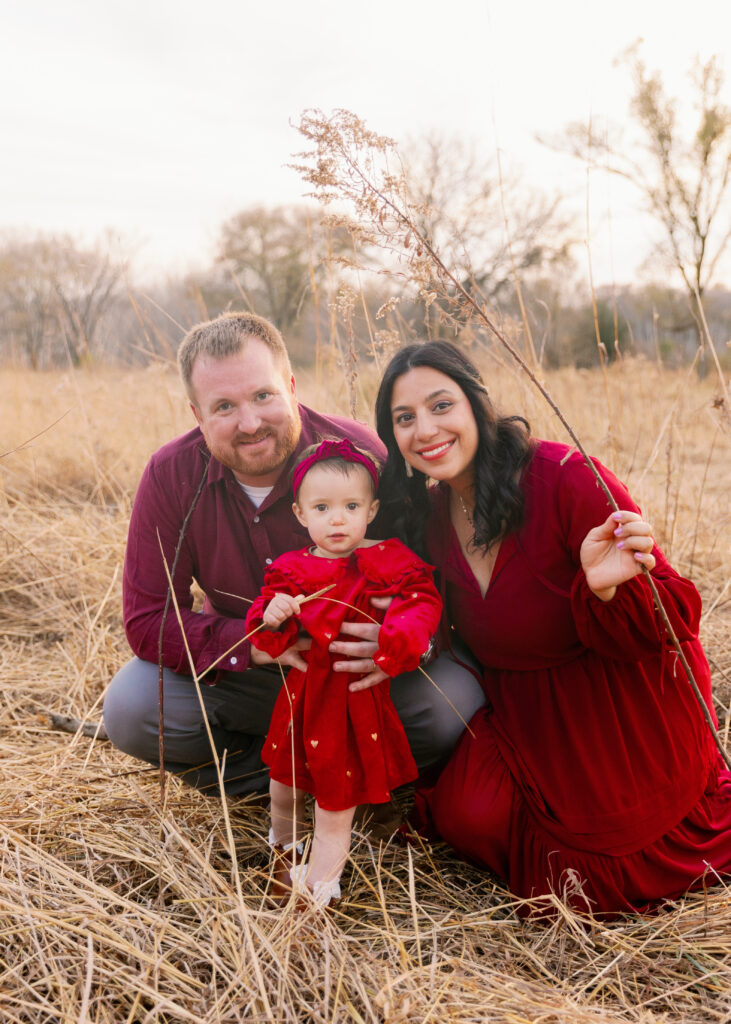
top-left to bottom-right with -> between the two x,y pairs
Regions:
1,359 -> 729,1022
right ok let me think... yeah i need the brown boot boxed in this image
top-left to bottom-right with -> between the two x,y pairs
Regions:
269,843 -> 298,904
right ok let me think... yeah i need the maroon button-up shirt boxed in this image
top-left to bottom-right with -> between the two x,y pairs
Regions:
123,405 -> 386,680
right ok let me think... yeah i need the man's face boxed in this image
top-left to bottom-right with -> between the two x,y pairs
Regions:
190,339 -> 301,486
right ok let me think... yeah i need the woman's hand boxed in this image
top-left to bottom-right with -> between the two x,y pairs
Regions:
580,510 -> 656,601
249,635 -> 312,673
329,620 -> 389,692
262,592 -> 303,629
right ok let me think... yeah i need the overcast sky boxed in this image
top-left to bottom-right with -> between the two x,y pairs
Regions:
2,0 -> 730,288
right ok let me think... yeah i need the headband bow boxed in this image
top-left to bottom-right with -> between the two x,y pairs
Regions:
292,438 -> 379,496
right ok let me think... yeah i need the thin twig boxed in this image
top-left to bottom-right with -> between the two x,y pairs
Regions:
294,112 -> 730,768
156,452 -> 210,810
689,420 -> 720,575
155,536 -> 273,1017
196,582 -> 337,684
48,713 -> 108,740
0,408 -> 74,460
311,595 -> 476,737
692,282 -> 731,415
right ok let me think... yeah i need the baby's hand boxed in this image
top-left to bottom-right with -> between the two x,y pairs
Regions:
262,592 -> 304,629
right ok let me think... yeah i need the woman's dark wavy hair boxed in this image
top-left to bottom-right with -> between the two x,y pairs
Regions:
374,341 -> 532,556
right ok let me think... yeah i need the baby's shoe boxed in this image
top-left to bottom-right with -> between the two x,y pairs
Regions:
289,863 -> 341,910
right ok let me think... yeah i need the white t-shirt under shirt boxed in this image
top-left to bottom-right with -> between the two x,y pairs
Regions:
238,482 -> 274,509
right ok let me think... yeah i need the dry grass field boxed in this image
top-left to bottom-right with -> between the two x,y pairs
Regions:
1,350 -> 730,1023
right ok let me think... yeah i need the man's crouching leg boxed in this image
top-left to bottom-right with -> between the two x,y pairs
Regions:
103,657 -> 283,796
390,641 -> 485,776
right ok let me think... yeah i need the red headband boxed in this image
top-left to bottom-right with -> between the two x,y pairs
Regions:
292,439 -> 379,497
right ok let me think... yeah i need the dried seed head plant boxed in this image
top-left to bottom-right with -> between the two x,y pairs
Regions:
292,110 -> 472,333
332,283 -> 360,418
292,107 -> 730,769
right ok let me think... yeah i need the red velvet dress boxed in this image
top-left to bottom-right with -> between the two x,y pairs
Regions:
424,440 -> 731,915
246,539 -> 442,811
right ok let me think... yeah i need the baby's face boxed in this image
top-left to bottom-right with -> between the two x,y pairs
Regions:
293,464 -> 379,558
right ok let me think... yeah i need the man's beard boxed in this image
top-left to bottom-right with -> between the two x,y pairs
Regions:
208,413 -> 301,480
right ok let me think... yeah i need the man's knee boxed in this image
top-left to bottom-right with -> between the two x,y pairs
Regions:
103,657 -> 275,769
394,651 -> 485,767
103,658 -> 161,761
421,665 -> 484,755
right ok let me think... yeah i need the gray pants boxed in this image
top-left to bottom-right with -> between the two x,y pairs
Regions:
103,649 -> 485,797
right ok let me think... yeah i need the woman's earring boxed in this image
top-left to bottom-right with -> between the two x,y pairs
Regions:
405,460 -> 413,478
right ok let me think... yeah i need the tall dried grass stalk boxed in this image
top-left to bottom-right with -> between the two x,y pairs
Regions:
292,108 -> 731,768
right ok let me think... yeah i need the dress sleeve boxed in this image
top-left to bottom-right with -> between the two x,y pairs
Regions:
372,560 -> 443,677
244,564 -> 302,658
559,454 -> 702,662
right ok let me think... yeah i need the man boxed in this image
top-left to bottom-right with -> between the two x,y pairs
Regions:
103,312 -> 484,796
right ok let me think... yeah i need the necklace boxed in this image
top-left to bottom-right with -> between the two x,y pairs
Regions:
458,493 -> 474,526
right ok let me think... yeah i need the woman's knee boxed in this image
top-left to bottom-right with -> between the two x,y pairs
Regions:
432,783 -> 478,846
431,722 -> 514,876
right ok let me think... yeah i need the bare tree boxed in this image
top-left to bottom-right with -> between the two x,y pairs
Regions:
402,133 -> 573,307
0,234 -> 125,367
552,45 -> 731,350
52,244 -> 124,365
0,239 -> 56,368
215,205 -> 323,333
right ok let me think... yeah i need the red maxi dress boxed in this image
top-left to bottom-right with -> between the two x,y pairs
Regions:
246,539 -> 442,812
425,440 -> 731,915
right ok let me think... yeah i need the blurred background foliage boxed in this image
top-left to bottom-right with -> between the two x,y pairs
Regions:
1,47 -> 730,374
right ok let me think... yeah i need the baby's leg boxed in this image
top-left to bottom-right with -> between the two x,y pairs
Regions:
308,802 -> 356,886
269,779 -> 308,847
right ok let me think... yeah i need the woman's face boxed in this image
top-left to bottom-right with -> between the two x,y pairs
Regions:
390,366 -> 479,485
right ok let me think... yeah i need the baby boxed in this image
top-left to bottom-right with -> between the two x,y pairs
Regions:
245,438 -> 442,907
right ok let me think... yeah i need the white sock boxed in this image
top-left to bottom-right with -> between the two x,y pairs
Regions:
268,827 -> 304,856
289,863 -> 341,905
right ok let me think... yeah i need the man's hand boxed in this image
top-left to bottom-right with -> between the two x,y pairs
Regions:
329,620 -> 388,692
250,635 -> 311,673
262,592 -> 304,629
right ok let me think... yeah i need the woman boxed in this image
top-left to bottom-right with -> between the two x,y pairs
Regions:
374,340 -> 731,916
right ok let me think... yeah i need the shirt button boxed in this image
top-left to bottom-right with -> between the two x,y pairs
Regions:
253,515 -> 260,523
230,656 -> 237,665
265,557 -> 272,565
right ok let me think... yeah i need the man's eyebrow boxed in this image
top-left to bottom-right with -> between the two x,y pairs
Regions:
210,379 -> 279,400
391,388 -> 451,413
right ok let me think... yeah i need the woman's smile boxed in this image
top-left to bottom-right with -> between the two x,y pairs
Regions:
417,439 -> 456,460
